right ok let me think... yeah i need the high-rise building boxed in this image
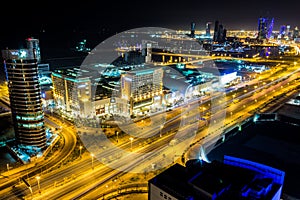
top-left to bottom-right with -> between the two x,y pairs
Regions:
279,25 -> 286,37
218,24 -> 226,42
213,20 -> 227,43
205,22 -> 212,37
258,17 -> 267,40
268,18 -> 274,39
51,68 -> 92,118
191,22 -> 196,38
2,48 -> 46,149
213,20 -> 220,42
144,43 -> 152,64
26,37 -> 41,62
257,17 -> 274,40
293,26 -> 299,39
286,25 -> 293,39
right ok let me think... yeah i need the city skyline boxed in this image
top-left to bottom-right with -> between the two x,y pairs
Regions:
1,0 -> 300,51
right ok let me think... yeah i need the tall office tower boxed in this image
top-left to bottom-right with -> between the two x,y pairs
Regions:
279,25 -> 286,37
213,20 -> 220,42
205,22 -> 212,36
286,25 -> 291,39
257,17 -> 274,40
293,26 -> 299,39
222,28 -> 227,42
258,17 -> 267,40
213,20 -> 226,43
145,43 -> 152,63
267,18 -> 274,39
218,24 -> 226,42
1,49 -> 46,149
26,37 -> 41,62
191,22 -> 196,38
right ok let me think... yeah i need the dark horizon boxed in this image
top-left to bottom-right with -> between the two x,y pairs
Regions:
1,0 -> 300,56
2,1 -> 300,28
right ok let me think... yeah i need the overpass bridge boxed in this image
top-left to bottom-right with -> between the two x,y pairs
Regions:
151,51 -> 288,66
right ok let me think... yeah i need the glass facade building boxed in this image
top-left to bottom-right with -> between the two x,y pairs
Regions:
121,66 -> 164,115
2,49 -> 46,149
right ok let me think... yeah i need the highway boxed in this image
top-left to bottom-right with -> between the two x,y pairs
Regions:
35,62 -> 300,198
0,111 -> 77,200
76,63 -> 300,199
0,58 -> 299,199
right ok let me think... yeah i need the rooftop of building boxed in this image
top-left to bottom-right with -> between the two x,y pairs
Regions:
124,64 -> 163,75
277,103 -> 300,121
149,155 -> 283,200
207,118 -> 300,199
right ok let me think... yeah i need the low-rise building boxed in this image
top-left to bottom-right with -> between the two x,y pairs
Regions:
148,155 -> 285,200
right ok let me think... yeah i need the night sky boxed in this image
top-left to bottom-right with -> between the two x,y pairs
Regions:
1,0 -> 300,57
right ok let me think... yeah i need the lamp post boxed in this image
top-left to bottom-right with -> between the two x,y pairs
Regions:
36,176 -> 41,193
79,146 -> 83,158
91,153 -> 94,169
129,137 -> 133,151
29,186 -> 33,198
6,163 -> 9,176
116,131 -> 119,143
202,107 -> 205,117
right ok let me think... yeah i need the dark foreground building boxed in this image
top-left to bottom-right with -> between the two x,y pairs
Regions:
148,155 -> 285,200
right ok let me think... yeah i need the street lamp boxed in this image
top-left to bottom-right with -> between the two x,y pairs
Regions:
79,146 -> 83,158
129,137 -> 133,151
232,94 -> 236,100
91,153 -> 94,169
36,176 -> 41,193
116,131 -> 119,143
6,163 -> 9,176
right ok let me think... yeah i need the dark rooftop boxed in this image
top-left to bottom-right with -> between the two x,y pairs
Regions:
207,120 -> 300,199
149,156 -> 283,200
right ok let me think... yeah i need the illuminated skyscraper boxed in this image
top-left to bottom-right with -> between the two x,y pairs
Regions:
280,25 -> 286,37
205,22 -> 212,37
267,18 -> 274,39
258,17 -> 267,40
2,48 -> 46,149
257,17 -> 274,40
293,26 -> 299,39
286,25 -> 292,39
